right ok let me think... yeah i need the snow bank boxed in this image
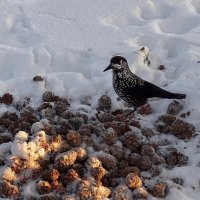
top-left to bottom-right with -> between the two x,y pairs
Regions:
0,0 -> 199,199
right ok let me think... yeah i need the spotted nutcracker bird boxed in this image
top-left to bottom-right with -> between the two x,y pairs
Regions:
103,56 -> 186,110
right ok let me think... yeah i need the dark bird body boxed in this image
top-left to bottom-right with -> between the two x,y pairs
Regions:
104,56 -> 186,109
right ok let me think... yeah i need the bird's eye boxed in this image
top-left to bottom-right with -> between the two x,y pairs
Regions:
120,60 -> 123,65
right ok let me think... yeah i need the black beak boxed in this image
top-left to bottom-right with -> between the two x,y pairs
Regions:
103,64 -> 113,72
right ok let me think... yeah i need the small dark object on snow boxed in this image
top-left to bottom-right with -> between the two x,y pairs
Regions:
33,75 -> 44,82
98,94 -> 112,112
0,93 -> 13,105
151,182 -> 168,198
158,65 -> 165,70
167,101 -> 183,115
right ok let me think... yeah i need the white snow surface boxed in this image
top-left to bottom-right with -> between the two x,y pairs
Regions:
11,130 -> 47,160
0,0 -> 200,199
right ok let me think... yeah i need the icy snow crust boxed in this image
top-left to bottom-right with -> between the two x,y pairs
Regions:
0,0 -> 200,199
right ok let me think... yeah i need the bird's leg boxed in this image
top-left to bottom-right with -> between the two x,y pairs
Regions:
125,107 -> 137,117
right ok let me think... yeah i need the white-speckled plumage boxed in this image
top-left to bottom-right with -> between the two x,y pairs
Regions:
104,55 -> 186,109
112,64 -> 146,107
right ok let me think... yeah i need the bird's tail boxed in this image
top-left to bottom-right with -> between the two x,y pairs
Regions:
167,92 -> 186,99
155,88 -> 186,99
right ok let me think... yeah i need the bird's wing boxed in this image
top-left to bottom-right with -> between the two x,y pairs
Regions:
124,81 -> 172,98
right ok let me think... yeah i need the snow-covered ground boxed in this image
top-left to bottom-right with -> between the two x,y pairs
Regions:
0,0 -> 200,199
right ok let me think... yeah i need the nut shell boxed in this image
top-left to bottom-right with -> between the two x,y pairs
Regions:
42,91 -> 55,102
1,93 -> 13,105
170,119 -> 195,139
125,173 -> 142,189
98,95 -> 112,112
123,131 -> 141,152
37,181 -> 52,195
41,169 -> 59,182
113,184 -> 132,200
55,150 -> 77,170
93,151 -> 117,170
0,181 -> 19,197
167,101 -> 183,115
133,187 -> 148,199
66,130 -> 81,147
102,128 -> 118,145
151,182 -> 168,198
140,155 -> 152,171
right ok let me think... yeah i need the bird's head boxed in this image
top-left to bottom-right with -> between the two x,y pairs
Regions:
103,56 -> 128,72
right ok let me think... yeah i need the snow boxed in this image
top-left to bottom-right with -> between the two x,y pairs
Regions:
0,142 -> 12,159
0,0 -> 199,199
11,130 -> 47,160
